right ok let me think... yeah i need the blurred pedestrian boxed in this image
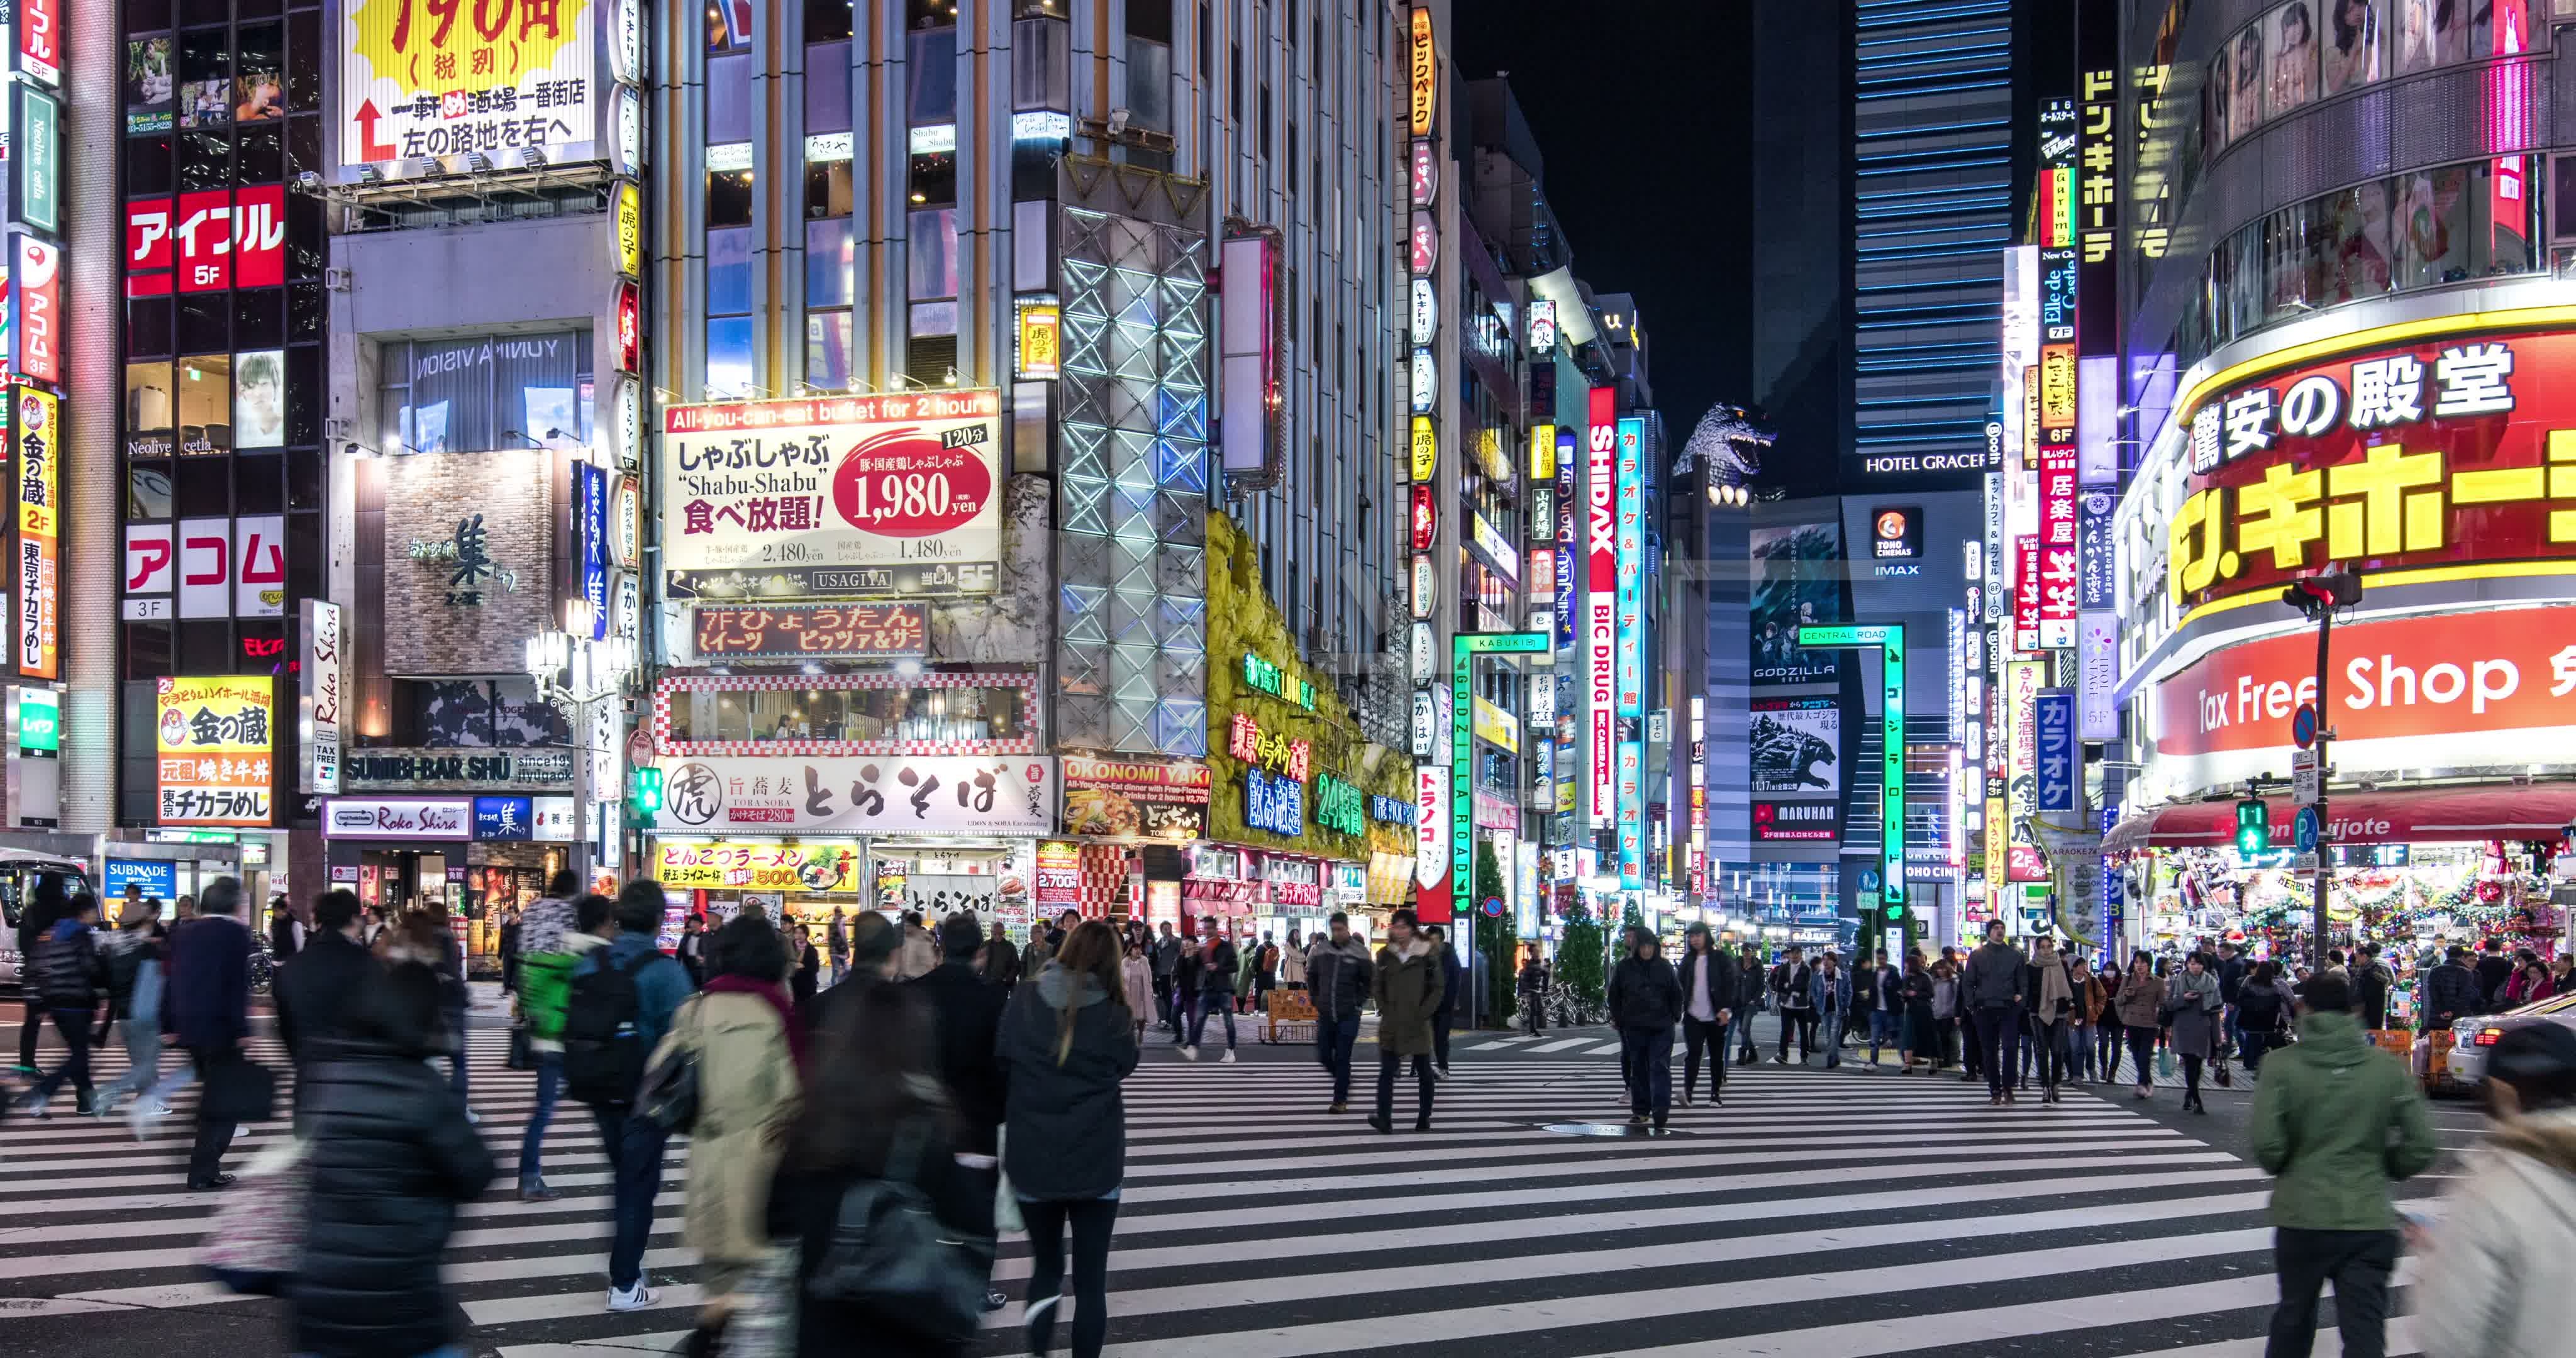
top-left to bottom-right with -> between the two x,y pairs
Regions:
675,914 -> 708,988
1898,952 -> 1936,1074
273,890 -> 386,1091
1118,937 -> 1153,1044
2352,942 -> 2394,1030
567,880 -> 694,1312
999,921 -> 1138,1358
1733,950 -> 1766,1064
170,876 -> 252,1188
1279,929 -> 1307,991
2238,960 -> 2297,1078
513,892 -> 611,1201
791,926 -> 821,1010
826,907 -> 850,985
289,960 -> 495,1358
2416,1023 -> 2576,1358
906,912 -> 1005,1163
1307,913 -> 1371,1113
1181,917 -> 1237,1062
13,892 -> 104,1117
1369,908 -> 1443,1134
1149,922 -> 1180,1029
660,912 -> 802,1347
91,893 -> 170,1118
2253,973 -> 2434,1358
1427,925 -> 1464,1075
11,874 -> 64,1073
980,915 -> 1021,989
892,912 -> 936,981
1608,925 -> 1681,1129
267,894 -> 301,963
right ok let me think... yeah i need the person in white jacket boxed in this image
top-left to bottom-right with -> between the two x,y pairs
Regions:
2418,1022 -> 2576,1358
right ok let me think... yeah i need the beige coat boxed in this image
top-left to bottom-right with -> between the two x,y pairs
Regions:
653,990 -> 801,1291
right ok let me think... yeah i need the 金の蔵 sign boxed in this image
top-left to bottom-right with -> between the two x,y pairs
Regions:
156,675 -> 274,826
660,390 -> 1004,583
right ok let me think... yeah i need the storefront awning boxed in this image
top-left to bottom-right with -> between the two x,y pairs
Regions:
2106,785 -> 2576,853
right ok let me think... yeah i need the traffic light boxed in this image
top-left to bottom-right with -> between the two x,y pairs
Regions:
629,766 -> 663,819
2282,571 -> 2362,617
2235,797 -> 2269,855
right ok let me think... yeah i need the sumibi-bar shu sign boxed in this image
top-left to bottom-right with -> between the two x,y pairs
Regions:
1796,624 -> 1908,922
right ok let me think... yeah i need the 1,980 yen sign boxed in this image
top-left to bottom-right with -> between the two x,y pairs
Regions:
830,426 -> 993,538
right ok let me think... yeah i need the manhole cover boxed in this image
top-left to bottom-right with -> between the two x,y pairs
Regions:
1537,1121 -> 1682,1138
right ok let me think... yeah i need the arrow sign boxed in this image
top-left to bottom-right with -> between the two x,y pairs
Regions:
354,99 -> 397,164
2292,702 -> 2318,749
2293,805 -> 2323,854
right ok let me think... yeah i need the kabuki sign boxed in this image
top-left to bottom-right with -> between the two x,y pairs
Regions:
2169,329 -> 2576,613
661,390 -> 1002,582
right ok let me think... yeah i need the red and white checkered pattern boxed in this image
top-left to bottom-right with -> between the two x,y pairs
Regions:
1077,843 -> 1133,919
651,670 -> 1040,758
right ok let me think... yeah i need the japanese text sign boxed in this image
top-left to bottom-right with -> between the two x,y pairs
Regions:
341,0 -> 596,168
691,602 -> 930,661
652,755 -> 1056,836
156,676 -> 274,827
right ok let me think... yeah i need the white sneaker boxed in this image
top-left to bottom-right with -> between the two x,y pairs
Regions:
605,1283 -> 660,1312
128,1102 -> 164,1142
1177,1046 -> 1198,1061
1219,1049 -> 1236,1064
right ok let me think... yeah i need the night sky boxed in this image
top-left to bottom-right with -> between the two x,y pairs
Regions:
1453,1 -> 1755,435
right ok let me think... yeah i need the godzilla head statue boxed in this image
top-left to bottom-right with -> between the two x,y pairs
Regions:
1677,402 -> 1775,482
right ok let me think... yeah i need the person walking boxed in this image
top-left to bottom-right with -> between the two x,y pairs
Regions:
273,890 -> 386,1090
2068,955 -> 2106,1083
1308,914 -> 1372,1113
409,900 -> 470,1106
980,916 -> 1021,990
2416,1023 -> 2576,1358
2475,937 -> 2516,1012
2027,936 -> 2074,1103
826,907 -> 850,985
513,892 -> 610,1201
658,913 -> 802,1349
1770,945 -> 1815,1064
2115,952 -> 2167,1096
2252,973 -> 2436,1358
1251,932 -> 1280,1014
1516,945 -> 1550,1035
1608,925 -> 1683,1129
169,876 -> 253,1188
2237,959 -> 2297,1079
497,904 -> 523,1003
1369,909 -> 1443,1134
1426,925 -> 1463,1076
893,911 -> 937,981
13,892 -> 106,1117
1279,929 -> 1307,992
2093,958 -> 2126,1079
1675,924 -> 1733,1105
904,910 -> 1007,1178
2164,951 -> 2224,1114
567,880 -> 694,1312
267,895 -> 301,964
1898,952 -> 1937,1074
2348,943 -> 2392,1031
1928,958 -> 1962,1073
90,893 -> 170,1118
1862,949 -> 1902,1068
1733,950 -> 1767,1064
1809,949 -> 1853,1069
12,875 -> 63,1073
997,921 -> 1138,1358
675,914 -> 708,988
1962,920 -> 2028,1106
790,927 -> 822,1010
289,960 -> 496,1358
1149,922 -> 1180,1031
1118,937 -> 1154,1044
1181,919 -> 1238,1063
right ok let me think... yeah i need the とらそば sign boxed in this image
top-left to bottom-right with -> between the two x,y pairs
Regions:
660,390 -> 1003,581
156,675 -> 274,827
2169,329 -> 2576,614
692,602 -> 930,661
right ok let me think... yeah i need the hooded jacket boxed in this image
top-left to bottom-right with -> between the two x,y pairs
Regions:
291,1035 -> 497,1357
2418,1107 -> 2576,1358
2250,1010 -> 2436,1230
1306,936 -> 1372,1022
997,963 -> 1139,1201
1961,941 -> 2027,1011
1607,950 -> 1683,1031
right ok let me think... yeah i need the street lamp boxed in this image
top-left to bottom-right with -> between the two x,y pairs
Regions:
526,612 -> 639,881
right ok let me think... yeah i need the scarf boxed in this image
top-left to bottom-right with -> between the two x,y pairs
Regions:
703,973 -> 807,1072
2036,951 -> 2073,1017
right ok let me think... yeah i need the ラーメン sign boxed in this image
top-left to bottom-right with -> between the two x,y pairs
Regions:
661,390 -> 1003,583
2168,328 -> 2576,615
653,841 -> 863,893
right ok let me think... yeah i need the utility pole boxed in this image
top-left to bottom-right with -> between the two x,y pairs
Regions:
2283,571 -> 2361,966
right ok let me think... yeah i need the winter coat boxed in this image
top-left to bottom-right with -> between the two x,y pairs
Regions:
291,1037 -> 497,1357
1809,965 -> 1855,1016
569,932 -> 693,1054
764,1142 -> 986,1358
997,963 -> 1139,1201
893,928 -> 936,981
168,915 -> 253,1049
2163,969 -> 2224,1058
1372,939 -> 1445,1056
31,916 -> 103,1012
2353,960 -> 2395,1027
2475,953 -> 2516,1010
1280,944 -> 1307,986
2418,1107 -> 2576,1358
655,990 -> 801,1275
274,930 -> 386,1069
2251,1010 -> 2436,1231
1607,951 -> 1684,1031
979,934 -> 1021,988
904,959 -> 1008,1153
1961,941 -> 2028,1011
1676,949 -> 1735,1022
1236,943 -> 1263,993
2236,977 -> 2297,1034
1199,940 -> 1239,995
1770,961 -> 1813,1013
1306,937 -> 1372,1022
2421,961 -> 2484,1030
1435,944 -> 1466,1019
2114,971 -> 2167,1029
1119,954 -> 1154,1023
2070,975 -> 2107,1025
1517,960 -> 1548,997
1150,934 -> 1180,978
1929,975 -> 1960,1020
101,922 -> 164,1021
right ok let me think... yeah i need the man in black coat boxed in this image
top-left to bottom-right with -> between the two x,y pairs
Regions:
169,876 -> 254,1189
1674,924 -> 1737,1106
903,912 -> 1008,1156
13,875 -> 64,1073
275,890 -> 386,1076
2352,942 -> 2395,1030
2419,946 -> 2483,1034
2473,937 -> 2516,1012
1607,927 -> 1683,1130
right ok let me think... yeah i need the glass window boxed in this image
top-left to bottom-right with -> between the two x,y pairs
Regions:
2269,4 -> 2317,113
1014,199 -> 1050,290
806,312 -> 852,391
1126,37 -> 1170,132
177,353 -> 233,455
178,29 -> 231,130
2207,36 -> 2233,152
128,463 -> 175,519
806,41 -> 851,131
1013,18 -> 1068,110
708,53 -> 753,145
909,301 -> 958,336
2323,0 -> 2384,93
235,348 -> 286,448
126,363 -> 176,456
707,317 -> 755,397
708,226 -> 755,315
2392,165 -> 2471,285
807,218 -> 854,307
2396,0 -> 2466,72
807,0 -> 853,43
380,332 -> 592,455
708,0 -> 752,50
909,150 -> 955,204
2318,181 -> 2393,301
2225,226 -> 2264,338
665,681 -> 1033,748
909,208 -> 958,297
2473,156 -> 2535,275
236,22 -> 285,120
2479,0 -> 2536,55
806,158 -> 855,218
2226,24 -> 2263,133
908,28 -> 956,126
709,167 -> 755,229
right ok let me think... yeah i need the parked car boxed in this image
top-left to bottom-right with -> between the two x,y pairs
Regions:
0,850 -> 96,993
2439,989 -> 2576,1088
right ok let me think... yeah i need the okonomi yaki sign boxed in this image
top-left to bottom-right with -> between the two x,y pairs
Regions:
660,390 -> 1003,581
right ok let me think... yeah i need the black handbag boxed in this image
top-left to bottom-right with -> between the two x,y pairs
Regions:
505,1022 -> 535,1072
199,1054 -> 277,1124
636,1001 -> 701,1134
806,1122 -> 982,1345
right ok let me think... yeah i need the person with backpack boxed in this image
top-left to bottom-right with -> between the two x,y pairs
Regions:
513,891 -> 611,1201
2417,1022 -> 2576,1358
658,912 -> 802,1350
289,959 -> 496,1358
998,921 -> 1137,1358
565,880 -> 694,1311
2236,959 -> 2297,1079
13,892 -> 106,1116
90,893 -> 170,1118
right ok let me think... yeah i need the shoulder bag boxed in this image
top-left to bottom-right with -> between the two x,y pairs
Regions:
806,1120 -> 984,1345
637,996 -> 703,1134
196,1134 -> 309,1295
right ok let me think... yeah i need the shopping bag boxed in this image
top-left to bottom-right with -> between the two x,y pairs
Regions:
993,1127 -> 1024,1235
2157,1048 -> 2175,1079
196,1134 -> 309,1295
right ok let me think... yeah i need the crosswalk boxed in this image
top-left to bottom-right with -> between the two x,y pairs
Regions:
0,1022 -> 2434,1355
